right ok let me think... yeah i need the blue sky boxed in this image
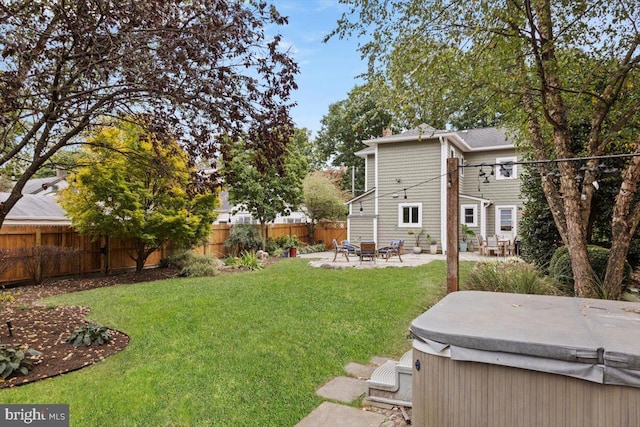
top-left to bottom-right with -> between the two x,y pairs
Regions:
269,1 -> 368,137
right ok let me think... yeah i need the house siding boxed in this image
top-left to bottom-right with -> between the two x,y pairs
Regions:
366,154 -> 375,191
463,149 -> 523,238
348,191 -> 376,242
376,140 -> 442,247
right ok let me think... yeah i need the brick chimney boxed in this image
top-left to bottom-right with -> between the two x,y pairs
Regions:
382,128 -> 392,137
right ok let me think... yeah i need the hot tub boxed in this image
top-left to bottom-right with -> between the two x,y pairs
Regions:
410,291 -> 640,426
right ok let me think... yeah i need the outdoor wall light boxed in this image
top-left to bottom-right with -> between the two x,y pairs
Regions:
403,189 -> 407,199
359,202 -> 363,212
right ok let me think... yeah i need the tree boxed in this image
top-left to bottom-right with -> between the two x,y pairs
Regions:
301,170 -> 349,244
315,82 -> 395,195
223,134 -> 307,248
0,0 -> 297,228
59,117 -> 218,272
332,0 -> 640,298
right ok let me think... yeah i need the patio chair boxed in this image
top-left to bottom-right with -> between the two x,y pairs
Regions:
359,241 -> 377,263
477,234 -> 486,255
485,236 -> 500,256
341,240 -> 360,256
332,239 -> 350,262
378,239 -> 404,262
507,235 -> 518,256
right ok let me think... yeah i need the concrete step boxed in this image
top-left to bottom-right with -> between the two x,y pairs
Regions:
366,350 -> 413,407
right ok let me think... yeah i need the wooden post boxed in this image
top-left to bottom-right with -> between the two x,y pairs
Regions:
446,158 -> 459,293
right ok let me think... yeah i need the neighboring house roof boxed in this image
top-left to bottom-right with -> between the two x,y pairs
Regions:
19,175 -> 69,195
0,193 -> 70,226
363,124 -> 514,152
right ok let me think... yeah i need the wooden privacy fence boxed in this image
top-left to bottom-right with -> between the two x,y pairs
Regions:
0,221 -> 347,285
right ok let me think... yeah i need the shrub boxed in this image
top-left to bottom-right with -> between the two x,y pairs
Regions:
66,322 -> 112,348
548,245 -> 632,297
224,225 -> 263,256
264,238 -> 279,254
0,344 -> 42,379
14,246 -> 81,284
275,235 -> 299,249
297,244 -> 326,254
159,250 -> 192,269
161,250 -> 220,277
462,260 -> 564,296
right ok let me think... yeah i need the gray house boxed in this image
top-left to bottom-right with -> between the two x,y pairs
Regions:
346,124 -> 523,251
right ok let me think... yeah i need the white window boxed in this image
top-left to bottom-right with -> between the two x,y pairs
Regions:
461,204 -> 477,227
496,156 -> 517,180
237,216 -> 255,224
398,203 -> 422,228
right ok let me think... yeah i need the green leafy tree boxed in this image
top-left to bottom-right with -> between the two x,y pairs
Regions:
0,0 -> 297,228
315,82 -> 395,195
223,134 -> 307,249
333,0 -> 640,298
301,170 -> 349,244
59,118 -> 218,272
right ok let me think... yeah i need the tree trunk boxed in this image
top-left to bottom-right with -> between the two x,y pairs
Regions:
604,149 -> 640,299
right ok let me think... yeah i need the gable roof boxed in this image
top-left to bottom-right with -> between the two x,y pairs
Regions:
0,193 -> 70,226
363,124 -> 514,152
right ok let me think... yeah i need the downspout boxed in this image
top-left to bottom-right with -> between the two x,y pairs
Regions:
481,201 -> 490,239
374,144 -> 379,242
439,136 -> 448,253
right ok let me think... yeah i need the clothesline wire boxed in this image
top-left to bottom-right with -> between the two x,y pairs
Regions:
354,152 -> 640,204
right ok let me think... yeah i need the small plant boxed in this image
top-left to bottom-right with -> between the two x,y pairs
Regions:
0,344 -> 42,379
408,228 -> 423,247
238,251 -> 263,270
0,293 -> 15,303
461,224 -> 476,242
66,322 -> 112,348
275,235 -> 299,249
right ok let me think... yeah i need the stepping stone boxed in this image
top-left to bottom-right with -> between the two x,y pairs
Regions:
316,376 -> 366,403
295,402 -> 386,427
345,362 -> 377,379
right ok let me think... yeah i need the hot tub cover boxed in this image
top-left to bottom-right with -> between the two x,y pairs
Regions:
410,291 -> 640,387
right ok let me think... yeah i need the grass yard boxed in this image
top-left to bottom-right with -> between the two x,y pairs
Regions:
1,259 -> 474,426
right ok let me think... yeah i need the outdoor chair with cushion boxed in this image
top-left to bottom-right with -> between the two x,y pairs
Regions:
332,239 -> 350,262
359,241 -> 377,263
378,239 -> 404,262
341,240 -> 360,256
485,236 -> 500,256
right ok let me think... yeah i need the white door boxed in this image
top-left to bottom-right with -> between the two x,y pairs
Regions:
495,206 -> 517,240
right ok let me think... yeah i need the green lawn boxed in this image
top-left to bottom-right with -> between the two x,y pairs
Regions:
2,259 -> 474,426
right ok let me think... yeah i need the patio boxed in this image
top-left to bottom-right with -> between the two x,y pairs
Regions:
299,250 -> 496,269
